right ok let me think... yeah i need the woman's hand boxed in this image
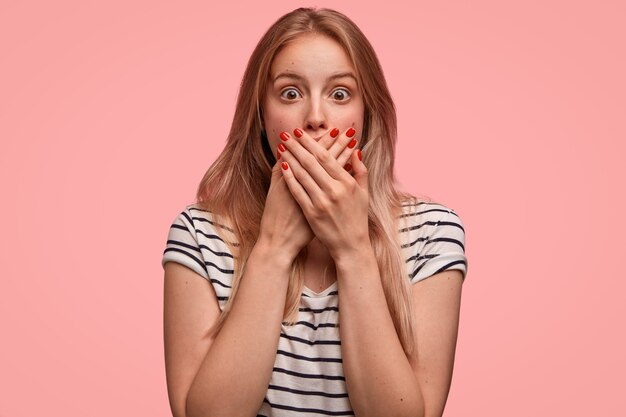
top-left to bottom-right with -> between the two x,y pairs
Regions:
277,127 -> 370,261
258,129 -> 358,262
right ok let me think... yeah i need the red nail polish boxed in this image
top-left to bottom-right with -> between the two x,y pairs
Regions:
277,151 -> 281,160
278,143 -> 286,152
348,138 -> 357,149
357,149 -> 362,161
346,127 -> 356,137
344,163 -> 352,171
330,128 -> 339,138
281,162 -> 289,170
280,131 -> 290,141
293,128 -> 303,138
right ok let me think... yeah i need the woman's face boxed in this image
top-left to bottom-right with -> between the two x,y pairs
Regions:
262,34 -> 365,156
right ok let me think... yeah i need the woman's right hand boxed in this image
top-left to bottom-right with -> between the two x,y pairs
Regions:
258,128 -> 358,261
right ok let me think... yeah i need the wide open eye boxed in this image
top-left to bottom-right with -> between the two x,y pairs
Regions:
332,88 -> 351,101
280,88 -> 302,100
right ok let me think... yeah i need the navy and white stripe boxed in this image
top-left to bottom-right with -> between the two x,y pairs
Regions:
162,200 -> 467,416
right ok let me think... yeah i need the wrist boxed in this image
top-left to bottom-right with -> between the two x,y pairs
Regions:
331,237 -> 375,269
253,236 -> 297,271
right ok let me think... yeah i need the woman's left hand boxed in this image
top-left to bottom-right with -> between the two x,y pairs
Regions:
276,127 -> 370,260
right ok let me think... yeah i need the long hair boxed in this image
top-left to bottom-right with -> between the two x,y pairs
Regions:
196,7 -> 421,356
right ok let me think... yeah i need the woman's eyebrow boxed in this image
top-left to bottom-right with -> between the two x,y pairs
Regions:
272,71 -> 357,84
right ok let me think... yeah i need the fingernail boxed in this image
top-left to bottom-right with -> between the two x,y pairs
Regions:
277,151 -> 281,160
346,127 -> 356,137
293,128 -> 303,138
357,149 -> 362,161
330,128 -> 339,138
344,163 -> 352,171
280,131 -> 290,141
281,162 -> 289,170
348,138 -> 357,149
278,143 -> 286,152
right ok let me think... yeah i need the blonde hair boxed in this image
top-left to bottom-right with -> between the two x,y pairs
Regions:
196,7 -> 422,356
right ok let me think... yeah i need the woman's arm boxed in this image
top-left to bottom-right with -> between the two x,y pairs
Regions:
335,244 -> 425,417
336,244 -> 464,417
185,239 -> 291,417
275,128 -> 434,415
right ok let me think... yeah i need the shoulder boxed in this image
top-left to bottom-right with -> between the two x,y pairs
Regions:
398,196 -> 468,283
169,203 -> 236,241
162,203 -> 237,281
398,197 -> 464,236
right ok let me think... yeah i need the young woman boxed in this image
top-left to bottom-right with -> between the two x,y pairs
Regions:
162,7 -> 468,417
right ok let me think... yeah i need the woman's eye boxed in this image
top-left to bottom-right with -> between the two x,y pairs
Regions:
279,87 -> 351,101
280,88 -> 301,100
332,88 -> 350,101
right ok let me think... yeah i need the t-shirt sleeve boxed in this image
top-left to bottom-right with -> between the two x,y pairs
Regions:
409,207 -> 468,284
161,207 -> 210,281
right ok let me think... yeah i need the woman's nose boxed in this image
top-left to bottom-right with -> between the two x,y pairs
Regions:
304,99 -> 328,132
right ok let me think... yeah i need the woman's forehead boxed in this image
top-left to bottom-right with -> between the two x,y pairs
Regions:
269,36 -> 355,81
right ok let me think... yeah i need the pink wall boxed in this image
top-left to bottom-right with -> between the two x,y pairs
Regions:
1,0 -> 624,415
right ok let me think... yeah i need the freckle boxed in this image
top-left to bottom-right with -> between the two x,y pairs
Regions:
400,398 -> 403,402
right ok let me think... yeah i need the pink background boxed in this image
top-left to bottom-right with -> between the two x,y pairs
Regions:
1,0 -> 624,415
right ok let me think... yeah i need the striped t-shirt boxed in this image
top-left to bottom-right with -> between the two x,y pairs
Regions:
161,200 -> 468,416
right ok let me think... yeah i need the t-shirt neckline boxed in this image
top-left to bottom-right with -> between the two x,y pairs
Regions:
302,281 -> 338,297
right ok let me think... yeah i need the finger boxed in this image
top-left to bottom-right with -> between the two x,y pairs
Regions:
278,130 -> 340,193
277,142 -> 323,207
315,126 -> 359,179
288,128 -> 349,184
318,127 -> 358,173
279,161 -> 314,213
351,148 -> 368,190
335,135 -> 360,175
327,127 -> 359,162
269,149 -> 284,182
309,126 -> 359,178
289,127 -> 351,166
316,127 -> 341,153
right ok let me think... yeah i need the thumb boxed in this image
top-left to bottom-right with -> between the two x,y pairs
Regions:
351,149 -> 368,189
271,153 -> 284,180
